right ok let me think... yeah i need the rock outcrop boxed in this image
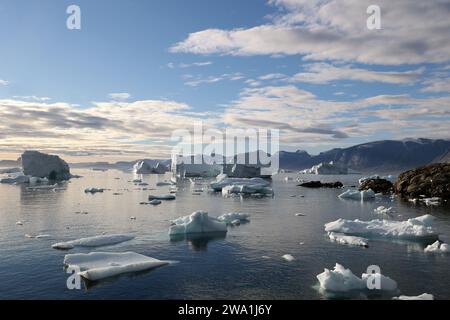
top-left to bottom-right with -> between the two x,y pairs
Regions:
359,178 -> 393,194
21,151 -> 71,180
298,181 -> 343,188
394,163 -> 450,199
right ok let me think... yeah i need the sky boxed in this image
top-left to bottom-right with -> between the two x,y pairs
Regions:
0,0 -> 449,162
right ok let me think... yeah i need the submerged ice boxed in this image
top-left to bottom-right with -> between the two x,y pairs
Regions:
328,232 -> 369,247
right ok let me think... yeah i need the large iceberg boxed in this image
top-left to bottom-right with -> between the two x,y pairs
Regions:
52,234 -> 135,250
301,161 -> 348,175
210,175 -> 271,192
221,184 -> 274,196
133,160 -> 168,174
169,211 -> 227,237
393,293 -> 434,300
316,263 -> 398,293
325,215 -> 438,241
21,151 -> 71,180
64,251 -> 169,281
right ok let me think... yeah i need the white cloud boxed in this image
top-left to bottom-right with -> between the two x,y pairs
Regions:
12,96 -> 51,102
185,73 -> 244,87
168,61 -> 213,69
108,92 -> 131,101
289,63 -> 424,84
170,0 -> 450,65
0,79 -> 9,86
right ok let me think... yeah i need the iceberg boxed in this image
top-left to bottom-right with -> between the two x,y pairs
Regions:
373,206 -> 393,215
393,294 -> 434,300
324,215 -> 438,241
221,184 -> 274,196
52,234 -> 135,250
424,241 -> 449,253
21,150 -> 71,180
64,252 -> 169,281
210,175 -> 270,192
217,213 -> 250,225
316,263 -> 397,293
338,189 -> 375,201
328,232 -> 368,247
301,161 -> 348,175
282,254 -> 295,262
169,211 -> 227,237
148,194 -> 176,201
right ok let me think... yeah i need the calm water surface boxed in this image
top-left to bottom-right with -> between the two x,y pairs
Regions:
0,169 -> 449,299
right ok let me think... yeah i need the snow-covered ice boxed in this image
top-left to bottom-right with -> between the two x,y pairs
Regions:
217,213 -> 250,225
52,234 -> 135,250
325,215 -> 438,241
328,232 -> 369,247
374,206 -> 394,215
210,175 -> 270,192
424,241 -> 449,253
282,254 -> 295,261
169,211 -> 227,237
338,189 -> 375,201
63,251 -> 169,281
316,263 -> 397,292
393,293 -> 434,300
221,184 -> 274,196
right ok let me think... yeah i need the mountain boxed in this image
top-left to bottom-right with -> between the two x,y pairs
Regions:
0,159 -> 20,167
279,138 -> 450,172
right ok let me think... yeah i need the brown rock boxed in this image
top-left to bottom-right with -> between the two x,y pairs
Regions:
359,178 -> 393,194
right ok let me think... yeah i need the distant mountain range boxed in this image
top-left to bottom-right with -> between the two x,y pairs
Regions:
278,138 -> 450,172
1,138 -> 449,173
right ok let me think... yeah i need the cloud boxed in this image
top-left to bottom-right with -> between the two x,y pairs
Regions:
170,0 -> 450,65
12,96 -> 51,102
168,61 -> 213,69
289,63 -> 424,84
421,77 -> 450,93
108,92 -> 131,101
0,79 -> 9,86
185,73 -> 244,87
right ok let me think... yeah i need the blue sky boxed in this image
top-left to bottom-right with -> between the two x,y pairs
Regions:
0,0 -> 449,161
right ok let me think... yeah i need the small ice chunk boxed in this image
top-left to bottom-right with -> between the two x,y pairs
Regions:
328,232 -> 368,247
149,199 -> 162,205
169,211 -> 227,237
148,194 -> 176,201
84,188 -> 104,194
295,213 -> 306,217
324,215 -> 438,241
282,254 -> 295,262
63,251 -> 169,281
16,221 -> 23,226
52,234 -> 135,250
424,241 -> 449,253
374,206 -> 393,215
316,263 -> 397,292
217,212 -> 250,225
393,293 -> 434,300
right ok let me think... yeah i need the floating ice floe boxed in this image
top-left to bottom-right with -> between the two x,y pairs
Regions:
169,211 -> 227,237
84,187 -> 104,194
63,251 -> 170,281
328,232 -> 369,247
210,175 -> 270,192
324,215 -> 438,241
338,189 -> 375,201
26,234 -> 52,239
148,194 -> 176,201
52,234 -> 135,250
359,175 -> 396,185
149,199 -> 162,205
16,221 -> 24,226
282,254 -> 295,262
221,184 -> 274,196
316,263 -> 397,293
392,293 -> 434,300
424,241 -> 449,253
374,206 -> 394,215
29,176 -> 49,185
217,213 -> 250,225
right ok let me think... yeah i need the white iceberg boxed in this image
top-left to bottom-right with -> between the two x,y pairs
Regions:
282,254 -> 295,261
424,241 -> 449,253
328,232 -> 368,247
52,234 -> 135,250
374,206 -> 393,215
338,189 -> 375,201
64,251 -> 169,281
301,161 -> 348,175
148,194 -> 176,201
84,187 -> 104,194
169,211 -> 227,237
324,215 -> 438,241
393,293 -> 434,300
221,184 -> 274,196
316,263 -> 397,292
210,175 -> 270,192
217,212 -> 250,225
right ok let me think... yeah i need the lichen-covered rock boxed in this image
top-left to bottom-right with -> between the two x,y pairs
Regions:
359,178 -> 393,194
298,181 -> 343,188
21,151 -> 71,180
394,163 -> 450,199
